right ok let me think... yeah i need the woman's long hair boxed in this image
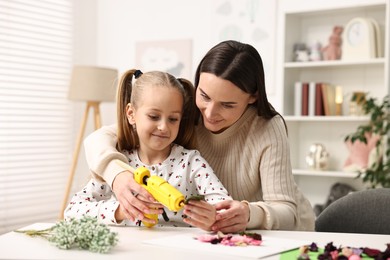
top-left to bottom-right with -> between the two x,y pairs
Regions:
194,40 -> 286,131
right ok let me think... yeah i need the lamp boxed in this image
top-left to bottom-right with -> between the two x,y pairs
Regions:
59,65 -> 118,219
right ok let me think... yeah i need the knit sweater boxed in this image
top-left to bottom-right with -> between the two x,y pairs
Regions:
84,107 -> 315,231
195,107 -> 315,231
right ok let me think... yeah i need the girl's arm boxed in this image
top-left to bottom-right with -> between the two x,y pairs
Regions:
190,151 -> 232,202
182,151 -> 232,230
64,178 -> 120,225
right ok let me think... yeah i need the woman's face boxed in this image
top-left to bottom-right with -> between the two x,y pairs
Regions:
196,72 -> 257,133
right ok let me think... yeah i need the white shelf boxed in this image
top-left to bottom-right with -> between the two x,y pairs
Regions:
285,58 -> 385,68
277,0 -> 388,205
284,115 -> 369,122
292,169 -> 360,178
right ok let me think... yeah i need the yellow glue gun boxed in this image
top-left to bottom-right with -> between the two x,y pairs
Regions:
115,160 -> 185,227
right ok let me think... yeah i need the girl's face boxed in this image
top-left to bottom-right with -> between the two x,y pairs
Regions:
127,86 -> 183,157
196,72 -> 257,133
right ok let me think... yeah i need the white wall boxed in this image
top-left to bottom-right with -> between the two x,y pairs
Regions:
96,0 -> 216,75
71,0 -> 280,187
69,0 -> 102,191
95,0 -> 279,106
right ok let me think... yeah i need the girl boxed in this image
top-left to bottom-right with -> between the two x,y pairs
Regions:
64,69 -> 231,231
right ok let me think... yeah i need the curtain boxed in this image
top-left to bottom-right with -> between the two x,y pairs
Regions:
0,0 -> 73,234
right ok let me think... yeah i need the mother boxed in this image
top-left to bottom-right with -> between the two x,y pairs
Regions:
84,40 -> 315,232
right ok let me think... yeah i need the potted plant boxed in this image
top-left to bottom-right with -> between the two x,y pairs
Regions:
345,94 -> 390,188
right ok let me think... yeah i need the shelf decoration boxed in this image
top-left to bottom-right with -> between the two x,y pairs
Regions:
344,95 -> 390,188
343,133 -> 380,172
342,17 -> 381,61
334,86 -> 343,116
293,42 -> 310,62
308,42 -> 322,61
349,91 -> 367,116
305,143 -> 329,170
321,26 -> 343,60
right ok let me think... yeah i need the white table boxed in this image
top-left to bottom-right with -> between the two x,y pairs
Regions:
0,223 -> 389,259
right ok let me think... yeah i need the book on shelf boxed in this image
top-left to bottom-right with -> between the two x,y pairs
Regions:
295,81 -> 339,116
301,82 -> 309,116
308,82 -> 316,116
321,83 -> 336,116
315,83 -> 325,116
294,82 -> 302,116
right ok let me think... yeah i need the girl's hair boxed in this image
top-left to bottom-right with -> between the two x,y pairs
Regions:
194,40 -> 286,130
116,69 -> 197,151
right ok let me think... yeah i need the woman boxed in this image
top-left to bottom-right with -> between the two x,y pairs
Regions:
83,40 -> 315,232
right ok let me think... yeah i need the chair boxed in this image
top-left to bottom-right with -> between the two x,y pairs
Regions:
315,188 -> 390,234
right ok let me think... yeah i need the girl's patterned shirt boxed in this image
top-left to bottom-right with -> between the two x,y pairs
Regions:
64,144 -> 231,227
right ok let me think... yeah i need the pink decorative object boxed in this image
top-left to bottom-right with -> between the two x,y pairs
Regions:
321,26 -> 343,60
343,133 -> 381,171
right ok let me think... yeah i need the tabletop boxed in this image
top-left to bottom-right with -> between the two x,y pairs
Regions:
0,223 -> 389,260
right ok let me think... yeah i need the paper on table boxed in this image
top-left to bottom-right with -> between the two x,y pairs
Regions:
143,234 -> 310,259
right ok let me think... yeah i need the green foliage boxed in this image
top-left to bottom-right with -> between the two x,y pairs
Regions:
345,95 -> 390,188
184,194 -> 205,204
15,217 -> 118,253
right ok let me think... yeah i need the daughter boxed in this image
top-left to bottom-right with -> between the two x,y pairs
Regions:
64,69 -> 231,231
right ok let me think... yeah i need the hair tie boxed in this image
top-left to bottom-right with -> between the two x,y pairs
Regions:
134,70 -> 143,79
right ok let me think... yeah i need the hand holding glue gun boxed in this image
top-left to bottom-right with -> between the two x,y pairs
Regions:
115,160 -> 185,227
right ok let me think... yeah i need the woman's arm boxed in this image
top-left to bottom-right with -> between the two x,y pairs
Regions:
249,116 -> 300,230
212,116 -> 314,232
84,124 -> 127,188
244,116 -> 314,231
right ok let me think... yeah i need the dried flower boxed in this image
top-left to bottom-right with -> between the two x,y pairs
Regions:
297,241 -> 390,260
195,231 -> 262,246
15,217 -> 118,253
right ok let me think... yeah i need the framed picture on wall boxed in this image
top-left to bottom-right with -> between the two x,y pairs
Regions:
135,39 -> 192,79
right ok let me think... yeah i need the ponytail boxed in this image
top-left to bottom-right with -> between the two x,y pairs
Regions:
116,69 -> 139,151
175,78 -> 197,149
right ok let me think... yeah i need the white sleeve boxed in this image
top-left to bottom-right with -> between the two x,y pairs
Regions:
190,151 -> 232,204
64,178 -> 120,225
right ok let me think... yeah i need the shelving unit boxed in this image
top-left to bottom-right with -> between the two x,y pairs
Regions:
292,169 -> 359,178
276,0 -> 389,207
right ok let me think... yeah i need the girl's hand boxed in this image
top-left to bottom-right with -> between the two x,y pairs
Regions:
211,200 -> 250,233
183,200 -> 216,231
112,171 -> 163,223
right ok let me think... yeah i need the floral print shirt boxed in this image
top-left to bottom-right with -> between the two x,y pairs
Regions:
64,144 -> 231,227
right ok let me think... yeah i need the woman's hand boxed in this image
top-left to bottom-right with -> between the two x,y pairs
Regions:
211,200 -> 250,233
183,200 -> 216,231
112,171 -> 163,223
